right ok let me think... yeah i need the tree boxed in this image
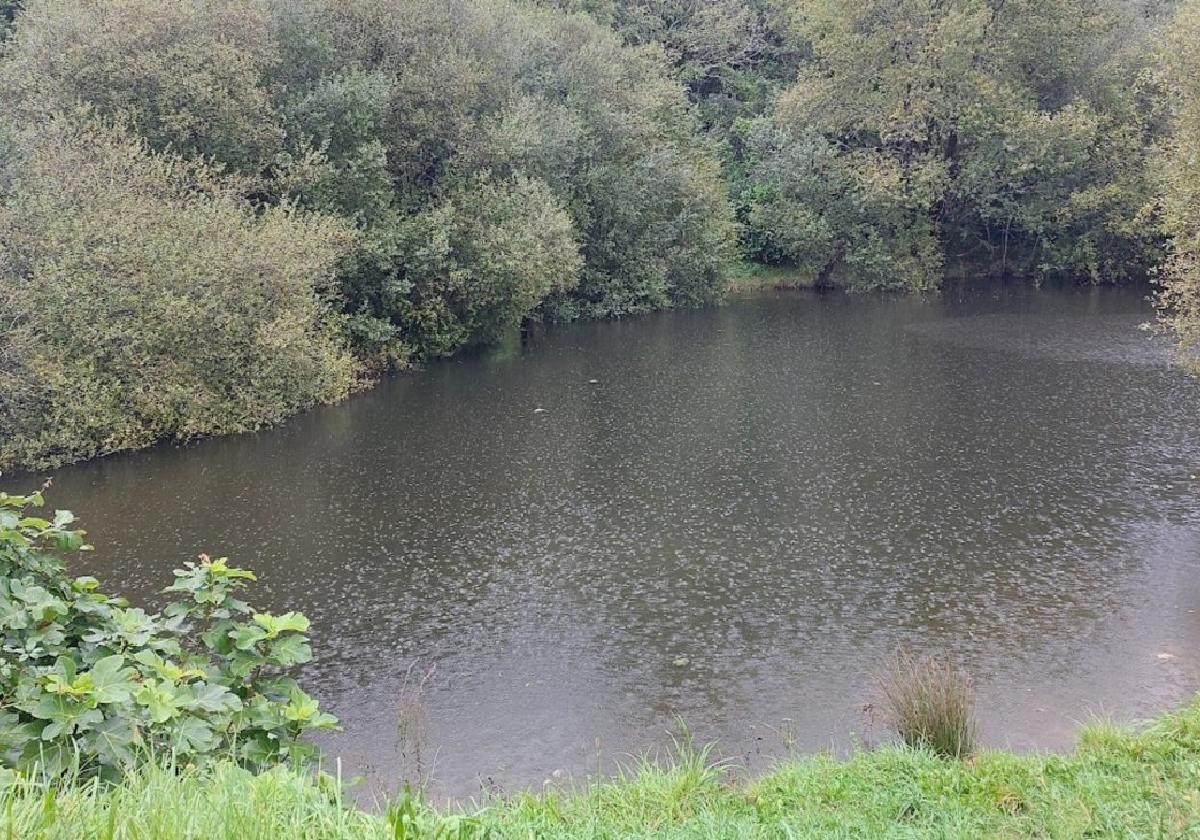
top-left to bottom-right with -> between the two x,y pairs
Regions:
2,0 -> 285,174
275,0 -> 736,338
1157,0 -> 1200,373
397,175 -> 582,354
745,0 -> 1164,289
0,114 -> 355,470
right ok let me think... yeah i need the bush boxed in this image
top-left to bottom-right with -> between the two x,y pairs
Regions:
0,0 -> 737,380
737,121 -> 928,289
741,0 -> 1163,290
0,488 -> 336,779
876,650 -> 977,759
0,114 -> 356,470
1157,0 -> 1200,374
396,174 -> 583,355
276,0 -> 736,333
1,0 -> 285,173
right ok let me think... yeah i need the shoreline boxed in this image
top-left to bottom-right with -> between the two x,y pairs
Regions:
7,695 -> 1200,836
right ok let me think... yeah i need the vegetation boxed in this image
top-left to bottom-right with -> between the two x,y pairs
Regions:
2,5 -> 1197,832
1157,0 -> 1200,373
736,0 -> 1167,289
4,699 -> 1200,837
876,651 -> 977,760
0,116 -> 355,469
0,489 -> 336,778
1,0 -> 1198,469
0,0 -> 741,469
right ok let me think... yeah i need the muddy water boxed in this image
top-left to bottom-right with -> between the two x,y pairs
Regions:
13,281 -> 1200,801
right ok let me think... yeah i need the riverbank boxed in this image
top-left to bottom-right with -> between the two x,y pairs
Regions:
0,259 -> 799,475
6,696 -> 1200,838
726,261 -> 818,293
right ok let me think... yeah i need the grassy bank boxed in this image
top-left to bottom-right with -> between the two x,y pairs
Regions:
6,698 -> 1200,839
726,262 -> 819,294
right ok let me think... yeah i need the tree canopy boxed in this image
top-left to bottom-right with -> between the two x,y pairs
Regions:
1158,0 -> 1200,372
0,0 -> 1195,469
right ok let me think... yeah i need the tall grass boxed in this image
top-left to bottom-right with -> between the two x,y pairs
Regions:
876,649 -> 977,759
0,761 -> 390,840
396,662 -> 436,787
7,699 -> 1200,837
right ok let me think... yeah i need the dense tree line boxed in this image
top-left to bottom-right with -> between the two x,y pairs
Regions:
578,0 -> 1175,289
0,0 -> 1197,469
1159,1 -> 1200,373
0,0 -> 735,468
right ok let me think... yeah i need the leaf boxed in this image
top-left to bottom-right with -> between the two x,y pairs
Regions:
170,714 -> 220,755
268,634 -> 312,667
135,681 -> 185,724
87,716 -> 138,768
72,576 -> 100,592
231,624 -> 268,651
51,530 -> 86,551
185,682 -> 241,714
252,611 -> 310,638
89,655 -> 135,705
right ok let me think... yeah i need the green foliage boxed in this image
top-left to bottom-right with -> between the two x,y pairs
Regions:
739,120 -> 937,290
411,175 -> 581,350
0,489 -> 336,779
0,0 -> 737,370
1,0 -> 285,173
7,698 -> 1200,836
0,0 -> 1193,467
279,0 -> 737,337
741,0 -> 1166,289
547,141 -> 737,318
877,651 -> 977,760
555,0 -> 806,133
0,114 -> 355,470
1156,0 -> 1200,374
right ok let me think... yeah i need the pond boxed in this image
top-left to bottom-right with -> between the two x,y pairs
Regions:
11,280 -> 1200,802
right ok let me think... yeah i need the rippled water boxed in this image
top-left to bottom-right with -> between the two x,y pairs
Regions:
9,281 -> 1200,801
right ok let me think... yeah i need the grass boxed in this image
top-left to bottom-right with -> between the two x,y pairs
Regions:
877,650 -> 977,759
726,261 -> 818,293
6,699 -> 1200,838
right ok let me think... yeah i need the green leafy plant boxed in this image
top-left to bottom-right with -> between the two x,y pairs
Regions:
0,488 -> 336,779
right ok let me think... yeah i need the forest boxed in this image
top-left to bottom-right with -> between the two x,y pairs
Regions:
1,0 -> 1199,470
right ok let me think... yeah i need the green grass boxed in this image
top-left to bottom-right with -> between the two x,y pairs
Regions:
877,650 -> 977,760
726,261 -> 818,293
6,699 -> 1200,838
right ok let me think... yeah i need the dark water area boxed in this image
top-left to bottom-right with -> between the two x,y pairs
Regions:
8,281 -> 1200,803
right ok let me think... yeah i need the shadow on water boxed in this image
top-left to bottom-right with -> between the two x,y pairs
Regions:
7,280 -> 1200,802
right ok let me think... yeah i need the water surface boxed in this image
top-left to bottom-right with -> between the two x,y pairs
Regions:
11,281 -> 1200,801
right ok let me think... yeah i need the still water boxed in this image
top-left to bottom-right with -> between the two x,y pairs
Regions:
10,282 -> 1200,801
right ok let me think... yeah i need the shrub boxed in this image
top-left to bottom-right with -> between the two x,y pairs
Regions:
876,650 -> 977,759
411,174 -> 582,350
1,0 -> 285,173
0,488 -> 337,779
1,0 -> 738,376
1157,0 -> 1200,374
277,0 -> 736,330
0,114 -> 356,470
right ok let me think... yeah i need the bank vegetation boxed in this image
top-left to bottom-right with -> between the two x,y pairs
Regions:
1,0 -> 1199,466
